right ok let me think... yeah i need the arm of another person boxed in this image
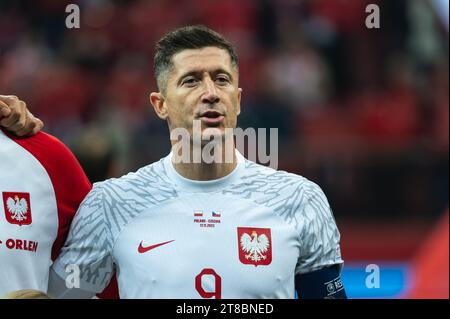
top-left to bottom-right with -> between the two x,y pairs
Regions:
0,95 -> 43,137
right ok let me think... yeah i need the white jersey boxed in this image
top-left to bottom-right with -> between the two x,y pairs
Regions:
53,151 -> 343,299
0,129 -> 91,296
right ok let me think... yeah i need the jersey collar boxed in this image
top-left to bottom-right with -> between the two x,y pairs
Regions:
163,149 -> 246,193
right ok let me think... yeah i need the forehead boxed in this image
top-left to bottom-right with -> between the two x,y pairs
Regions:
170,47 -> 234,77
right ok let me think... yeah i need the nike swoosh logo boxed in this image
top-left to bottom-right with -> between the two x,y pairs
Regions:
138,240 -> 175,254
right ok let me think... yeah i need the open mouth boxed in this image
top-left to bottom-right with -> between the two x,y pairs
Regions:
199,111 -> 224,125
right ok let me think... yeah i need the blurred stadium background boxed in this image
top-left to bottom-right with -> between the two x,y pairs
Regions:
0,0 -> 448,298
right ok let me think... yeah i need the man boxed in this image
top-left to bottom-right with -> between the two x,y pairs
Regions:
48,26 -> 345,298
0,95 -> 91,296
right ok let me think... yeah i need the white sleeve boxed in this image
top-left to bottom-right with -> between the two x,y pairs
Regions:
51,185 -> 115,295
295,181 -> 344,275
47,268 -> 96,299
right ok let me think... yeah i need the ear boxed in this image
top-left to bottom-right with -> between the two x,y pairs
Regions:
236,88 -> 242,116
150,92 -> 168,120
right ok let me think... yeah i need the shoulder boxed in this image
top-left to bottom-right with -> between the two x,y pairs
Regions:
3,129 -> 91,205
6,130 -> 80,165
5,130 -> 91,189
78,158 -> 178,232
244,160 -> 310,185
94,158 -> 176,198
232,159 -> 320,201
228,159 -> 329,221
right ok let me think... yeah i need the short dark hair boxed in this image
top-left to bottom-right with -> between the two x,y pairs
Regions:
154,25 -> 239,94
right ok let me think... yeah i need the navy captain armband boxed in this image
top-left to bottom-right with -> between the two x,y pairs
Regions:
295,265 -> 347,299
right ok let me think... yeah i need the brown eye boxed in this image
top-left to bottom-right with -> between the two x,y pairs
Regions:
182,77 -> 198,87
216,76 -> 230,85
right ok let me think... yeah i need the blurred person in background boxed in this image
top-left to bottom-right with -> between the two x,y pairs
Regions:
71,126 -> 117,184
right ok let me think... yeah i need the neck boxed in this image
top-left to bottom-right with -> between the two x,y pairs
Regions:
171,140 -> 237,181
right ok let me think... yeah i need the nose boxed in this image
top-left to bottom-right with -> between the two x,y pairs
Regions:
201,78 -> 220,105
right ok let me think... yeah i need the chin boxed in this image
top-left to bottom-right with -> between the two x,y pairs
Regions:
201,127 -> 225,141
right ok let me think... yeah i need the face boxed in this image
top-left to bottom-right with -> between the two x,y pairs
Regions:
151,47 -> 242,140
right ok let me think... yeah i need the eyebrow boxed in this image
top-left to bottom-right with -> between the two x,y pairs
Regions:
176,68 -> 234,85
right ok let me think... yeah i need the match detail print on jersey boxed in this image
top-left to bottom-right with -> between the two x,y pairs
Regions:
2,192 -> 32,226
193,210 -> 222,228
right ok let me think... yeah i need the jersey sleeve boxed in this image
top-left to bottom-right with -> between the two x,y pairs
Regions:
51,184 -> 115,294
295,181 -> 344,275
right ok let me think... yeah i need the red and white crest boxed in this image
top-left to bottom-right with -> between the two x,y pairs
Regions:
2,192 -> 32,226
237,227 -> 272,266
